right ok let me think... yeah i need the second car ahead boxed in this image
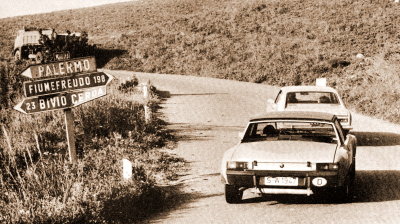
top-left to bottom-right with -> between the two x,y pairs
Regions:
267,85 -> 352,133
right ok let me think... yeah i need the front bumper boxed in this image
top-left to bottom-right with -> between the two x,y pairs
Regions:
226,170 -> 339,195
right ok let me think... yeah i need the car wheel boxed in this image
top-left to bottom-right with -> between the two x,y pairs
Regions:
336,174 -> 354,203
225,184 -> 243,204
350,160 -> 356,180
14,50 -> 21,61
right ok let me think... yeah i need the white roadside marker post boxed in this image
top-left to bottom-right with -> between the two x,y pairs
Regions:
142,82 -> 149,99
143,81 -> 151,123
122,159 -> 133,180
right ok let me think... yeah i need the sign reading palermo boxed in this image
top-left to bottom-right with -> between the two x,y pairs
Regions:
21,56 -> 97,79
23,72 -> 113,97
14,86 -> 107,114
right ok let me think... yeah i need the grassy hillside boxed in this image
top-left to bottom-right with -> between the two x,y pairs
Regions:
1,0 -> 400,122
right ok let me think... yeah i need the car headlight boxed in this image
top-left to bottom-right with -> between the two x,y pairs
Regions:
227,161 -> 248,170
316,163 -> 339,171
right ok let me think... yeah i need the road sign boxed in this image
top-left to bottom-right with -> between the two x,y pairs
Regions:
21,56 -> 97,79
23,71 -> 114,97
16,56 -> 107,164
14,86 -> 107,114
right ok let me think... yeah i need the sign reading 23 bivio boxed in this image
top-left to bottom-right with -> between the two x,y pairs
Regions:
14,86 -> 107,114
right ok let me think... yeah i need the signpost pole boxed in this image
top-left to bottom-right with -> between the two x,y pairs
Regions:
64,108 -> 77,164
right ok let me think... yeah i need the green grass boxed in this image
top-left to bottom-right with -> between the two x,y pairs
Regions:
1,0 -> 399,122
0,76 -> 184,223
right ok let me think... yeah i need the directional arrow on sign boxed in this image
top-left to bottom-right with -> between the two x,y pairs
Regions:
21,56 -> 97,79
14,86 -> 107,114
23,71 -> 114,97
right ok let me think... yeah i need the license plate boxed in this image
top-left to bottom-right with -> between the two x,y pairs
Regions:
260,176 -> 299,186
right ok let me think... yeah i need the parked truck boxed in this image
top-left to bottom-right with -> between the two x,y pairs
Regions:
12,27 -> 95,64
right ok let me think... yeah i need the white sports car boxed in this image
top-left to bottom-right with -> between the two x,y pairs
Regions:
267,85 -> 352,132
221,111 -> 357,203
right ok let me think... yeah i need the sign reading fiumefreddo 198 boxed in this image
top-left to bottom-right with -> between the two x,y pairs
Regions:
23,71 -> 113,97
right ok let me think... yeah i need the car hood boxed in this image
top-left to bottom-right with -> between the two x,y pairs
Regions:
230,141 -> 337,163
285,104 -> 348,116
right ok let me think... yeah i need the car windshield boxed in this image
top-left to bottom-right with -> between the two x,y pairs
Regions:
286,91 -> 339,105
242,120 -> 338,144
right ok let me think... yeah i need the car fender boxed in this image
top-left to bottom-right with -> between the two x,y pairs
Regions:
334,146 -> 351,185
335,134 -> 357,185
220,147 -> 237,184
346,134 -> 357,151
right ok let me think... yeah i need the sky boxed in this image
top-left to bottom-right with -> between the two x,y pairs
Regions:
0,0 -> 132,19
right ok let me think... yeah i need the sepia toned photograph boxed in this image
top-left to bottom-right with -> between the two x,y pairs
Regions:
1,0 -> 400,223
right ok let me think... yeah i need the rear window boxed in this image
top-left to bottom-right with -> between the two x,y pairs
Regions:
286,91 -> 339,105
243,120 -> 338,144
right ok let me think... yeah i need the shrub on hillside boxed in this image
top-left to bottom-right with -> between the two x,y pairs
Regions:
118,76 -> 139,93
0,62 -> 25,112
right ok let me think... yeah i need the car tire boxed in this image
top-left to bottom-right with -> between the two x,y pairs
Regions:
350,160 -> 356,180
336,173 -> 354,203
225,184 -> 242,204
14,50 -> 21,61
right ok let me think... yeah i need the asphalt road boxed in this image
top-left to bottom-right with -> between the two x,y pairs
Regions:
107,70 -> 400,224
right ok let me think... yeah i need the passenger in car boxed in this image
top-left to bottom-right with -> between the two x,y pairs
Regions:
287,93 -> 298,103
318,96 -> 331,104
263,125 -> 278,137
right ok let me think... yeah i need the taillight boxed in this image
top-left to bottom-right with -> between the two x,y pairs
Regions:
316,163 -> 339,171
227,161 -> 248,170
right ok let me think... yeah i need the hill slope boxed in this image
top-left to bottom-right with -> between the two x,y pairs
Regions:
1,0 -> 399,122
